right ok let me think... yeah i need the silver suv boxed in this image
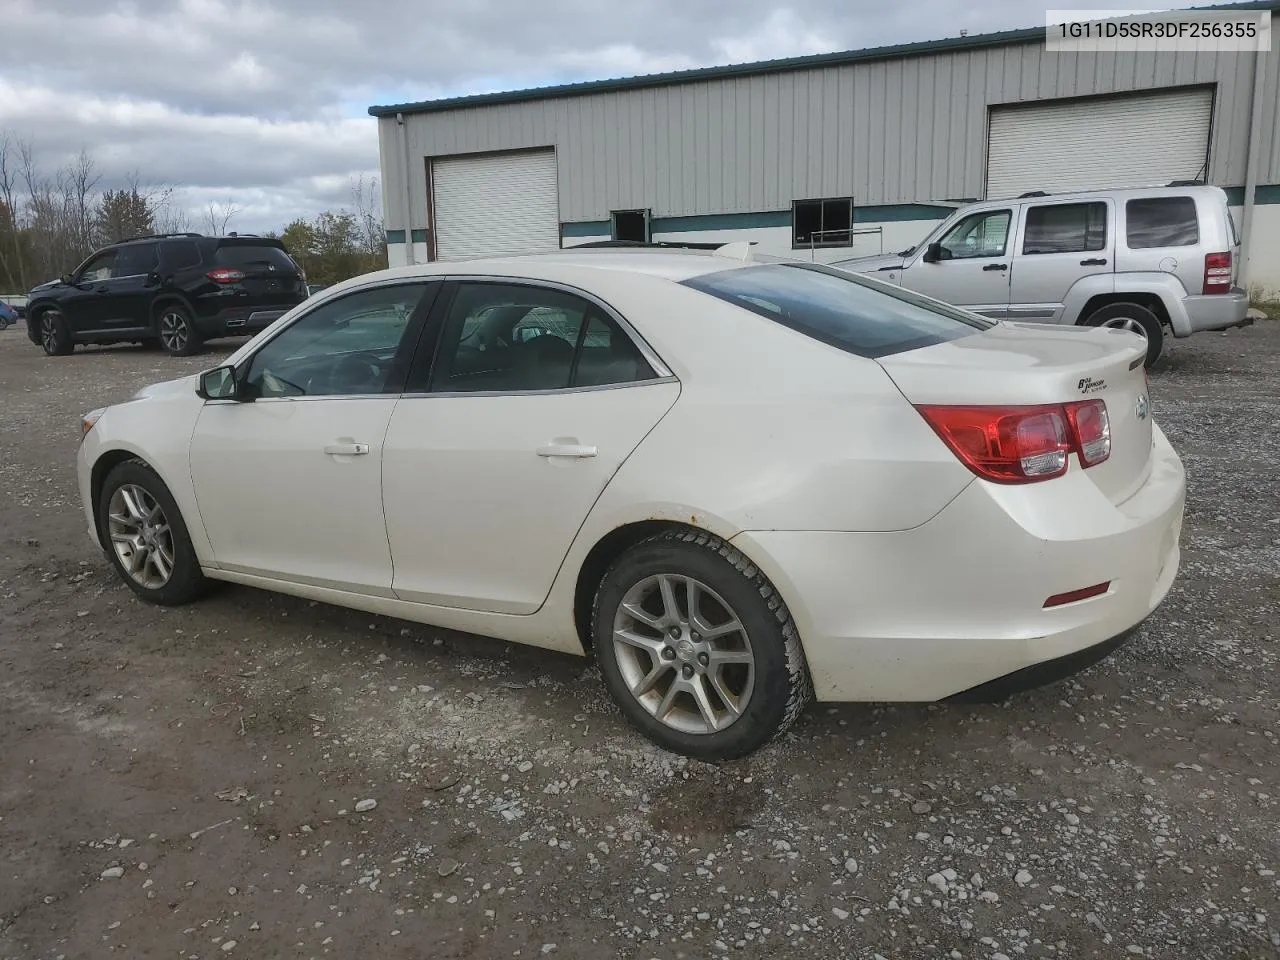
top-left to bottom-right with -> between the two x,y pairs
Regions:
833,183 -> 1249,367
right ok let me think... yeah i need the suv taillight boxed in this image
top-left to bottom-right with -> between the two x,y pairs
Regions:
916,399 -> 1111,484
207,268 -> 245,284
1202,252 -> 1232,294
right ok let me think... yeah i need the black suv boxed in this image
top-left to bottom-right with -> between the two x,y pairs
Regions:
25,233 -> 308,357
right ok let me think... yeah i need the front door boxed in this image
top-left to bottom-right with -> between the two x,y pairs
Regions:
188,281 -> 437,595
1007,198 -> 1115,324
96,241 -> 160,332
61,249 -> 120,334
897,206 -> 1017,318
382,280 -> 679,615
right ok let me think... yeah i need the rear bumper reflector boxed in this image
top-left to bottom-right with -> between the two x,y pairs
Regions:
1043,581 -> 1111,608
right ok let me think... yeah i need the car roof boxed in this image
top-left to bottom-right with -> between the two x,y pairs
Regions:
980,183 -> 1229,205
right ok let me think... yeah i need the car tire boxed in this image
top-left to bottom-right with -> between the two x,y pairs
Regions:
157,305 -> 202,357
1081,302 -> 1164,369
37,309 -> 74,356
591,528 -> 812,761
97,458 -> 209,606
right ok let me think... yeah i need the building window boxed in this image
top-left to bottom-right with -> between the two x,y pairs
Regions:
611,209 -> 650,243
793,198 -> 854,248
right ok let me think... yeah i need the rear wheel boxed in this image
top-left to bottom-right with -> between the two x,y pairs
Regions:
38,309 -> 74,356
591,529 -> 812,760
158,305 -> 201,357
1081,302 -> 1164,369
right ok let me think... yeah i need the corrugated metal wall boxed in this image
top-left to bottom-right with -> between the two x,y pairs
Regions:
378,23 -> 1277,233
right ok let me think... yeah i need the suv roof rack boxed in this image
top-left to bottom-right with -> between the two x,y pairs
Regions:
1018,190 -> 1050,198
1166,179 -> 1206,187
118,231 -> 204,243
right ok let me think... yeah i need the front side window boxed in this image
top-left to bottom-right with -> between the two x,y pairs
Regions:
934,210 -> 1012,260
1125,196 -> 1199,248
682,262 -> 992,359
1022,202 -> 1107,254
78,251 -> 118,282
427,282 -> 655,393
244,283 -> 428,398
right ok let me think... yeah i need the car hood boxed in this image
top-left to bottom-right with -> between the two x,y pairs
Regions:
830,253 -> 906,274
129,374 -> 200,402
28,278 -> 64,294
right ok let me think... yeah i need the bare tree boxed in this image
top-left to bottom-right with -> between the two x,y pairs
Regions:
203,199 -> 239,236
0,131 -> 28,289
349,173 -> 385,257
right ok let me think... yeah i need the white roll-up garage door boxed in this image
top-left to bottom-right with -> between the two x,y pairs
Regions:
431,149 -> 560,261
986,88 -> 1213,200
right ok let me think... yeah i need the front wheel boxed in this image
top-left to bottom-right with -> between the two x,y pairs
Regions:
157,305 -> 202,357
591,529 -> 812,760
1082,302 -> 1164,369
38,309 -> 74,356
97,459 -> 209,605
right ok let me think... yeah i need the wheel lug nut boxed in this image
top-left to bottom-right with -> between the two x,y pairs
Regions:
681,664 -> 694,679
697,652 -> 709,667
661,646 -> 675,660
690,632 -> 701,641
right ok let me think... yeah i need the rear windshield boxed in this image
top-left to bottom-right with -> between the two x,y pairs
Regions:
214,242 -> 298,272
680,262 -> 993,359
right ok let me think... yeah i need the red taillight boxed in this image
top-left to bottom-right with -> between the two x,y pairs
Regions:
917,399 -> 1112,484
1202,251 -> 1232,294
1043,581 -> 1111,608
207,267 -> 245,284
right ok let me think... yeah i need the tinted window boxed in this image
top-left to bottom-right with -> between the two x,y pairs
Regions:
793,197 -> 853,248
114,243 -> 158,276
244,284 -> 426,398
1125,197 -> 1199,248
78,250 -> 118,282
161,240 -> 202,270
936,210 -> 1011,259
681,263 -> 992,359
215,242 -> 298,272
428,283 -> 655,393
1022,202 -> 1107,254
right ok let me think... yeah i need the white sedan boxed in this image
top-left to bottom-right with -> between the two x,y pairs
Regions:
76,247 -> 1185,759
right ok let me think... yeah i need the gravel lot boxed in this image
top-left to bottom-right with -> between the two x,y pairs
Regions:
1,320 -> 1278,960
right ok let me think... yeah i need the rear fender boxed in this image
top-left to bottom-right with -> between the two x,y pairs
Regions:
1064,272 -> 1191,335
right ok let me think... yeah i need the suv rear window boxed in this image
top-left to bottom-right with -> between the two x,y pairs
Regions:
214,242 -> 298,272
1126,196 -> 1199,248
681,263 -> 992,359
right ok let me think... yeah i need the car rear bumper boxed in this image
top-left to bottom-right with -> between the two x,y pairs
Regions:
730,423 -> 1185,702
1180,287 -> 1251,336
195,304 -> 300,338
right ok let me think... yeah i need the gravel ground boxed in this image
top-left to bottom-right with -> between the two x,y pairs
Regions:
0,321 -> 1278,960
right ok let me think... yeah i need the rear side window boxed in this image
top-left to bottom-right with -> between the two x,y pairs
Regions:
113,243 -> 158,276
214,242 -> 298,272
1126,197 -> 1200,248
681,263 -> 992,360
1022,202 -> 1107,254
161,240 -> 202,270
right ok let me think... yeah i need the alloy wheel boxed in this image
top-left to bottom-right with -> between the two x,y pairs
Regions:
159,311 -> 188,353
40,312 -> 60,352
107,483 -> 176,590
611,573 -> 755,735
1101,315 -> 1148,338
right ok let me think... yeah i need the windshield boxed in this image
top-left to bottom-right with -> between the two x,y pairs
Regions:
681,262 -> 994,359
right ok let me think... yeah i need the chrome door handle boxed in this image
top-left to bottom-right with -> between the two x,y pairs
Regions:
324,442 -> 370,456
536,443 -> 598,459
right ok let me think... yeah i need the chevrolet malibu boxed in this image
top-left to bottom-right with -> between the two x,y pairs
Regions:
76,248 -> 1185,759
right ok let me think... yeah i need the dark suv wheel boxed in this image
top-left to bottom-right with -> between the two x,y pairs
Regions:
157,305 -> 202,357
37,309 -> 74,356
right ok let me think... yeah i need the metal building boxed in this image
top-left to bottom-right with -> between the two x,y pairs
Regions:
369,2 -> 1280,293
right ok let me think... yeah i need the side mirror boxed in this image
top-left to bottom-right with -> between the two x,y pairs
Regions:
922,242 -> 943,264
197,365 -> 241,401
60,273 -> 73,285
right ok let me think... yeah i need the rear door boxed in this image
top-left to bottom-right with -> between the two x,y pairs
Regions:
381,279 -> 679,615
896,206 -> 1016,318
1007,198 -> 1114,324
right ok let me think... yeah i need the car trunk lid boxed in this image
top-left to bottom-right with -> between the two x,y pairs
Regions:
211,240 -> 306,299
876,322 -> 1154,504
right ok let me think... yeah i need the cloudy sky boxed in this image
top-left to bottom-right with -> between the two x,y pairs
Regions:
0,0 -> 1210,233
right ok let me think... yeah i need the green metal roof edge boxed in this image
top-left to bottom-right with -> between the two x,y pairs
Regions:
368,1 -> 1279,118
